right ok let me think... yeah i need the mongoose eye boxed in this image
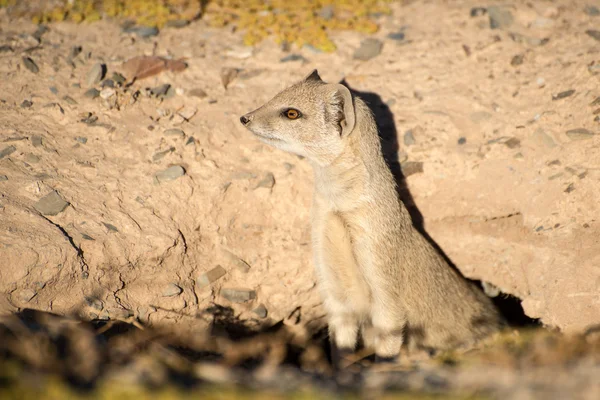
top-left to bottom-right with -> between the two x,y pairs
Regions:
283,108 -> 301,120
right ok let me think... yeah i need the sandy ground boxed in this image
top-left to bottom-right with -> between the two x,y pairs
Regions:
0,0 -> 599,342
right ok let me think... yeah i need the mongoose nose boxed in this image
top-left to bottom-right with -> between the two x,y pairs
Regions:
240,115 -> 251,126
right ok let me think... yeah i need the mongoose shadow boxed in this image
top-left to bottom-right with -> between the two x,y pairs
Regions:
340,79 -> 538,328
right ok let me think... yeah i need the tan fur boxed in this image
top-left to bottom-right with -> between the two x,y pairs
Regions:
240,70 -> 504,359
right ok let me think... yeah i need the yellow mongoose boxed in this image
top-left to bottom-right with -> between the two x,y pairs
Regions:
240,70 -> 504,362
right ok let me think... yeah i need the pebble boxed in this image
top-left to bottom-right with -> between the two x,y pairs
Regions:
223,250 -> 251,273
75,137 -> 88,144
197,265 -> 227,288
488,6 -> 514,29
552,90 -> 575,100
123,25 -> 159,38
20,100 -> 33,108
458,137 -> 467,145
220,67 -> 240,89
25,153 -> 40,163
353,38 -> 384,61
176,106 -> 197,122
150,84 -> 172,98
85,297 -> 103,310
186,137 -> 195,146
566,128 -> 596,140
387,31 -> 405,41
564,183 -> 575,193
152,147 -> 175,162
86,63 -> 106,87
280,54 -> 307,63
155,165 -> 186,182
403,130 -> 416,146
22,57 -> 39,73
470,7 -> 487,17
188,88 -> 208,98
0,45 -> 14,53
34,190 -> 70,216
255,172 -> 276,190
81,233 -> 95,241
504,137 -> 521,149
164,128 -> 185,138
511,54 -> 524,66
586,30 -> 600,42
62,95 -> 78,105
162,283 -> 183,297
0,145 -> 16,159
70,46 -> 82,59
0,175 -> 8,182
31,135 -> 42,147
100,87 -> 116,100
112,72 -> 126,86
220,288 -> 256,303
103,222 -> 119,232
585,5 -> 600,16
401,161 -> 424,177
252,304 -> 268,318
165,19 -> 190,28
101,79 -> 115,88
17,289 -> 36,303
49,86 -> 58,95
84,88 -> 100,99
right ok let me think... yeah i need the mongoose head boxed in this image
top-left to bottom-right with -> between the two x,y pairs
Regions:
240,70 -> 356,163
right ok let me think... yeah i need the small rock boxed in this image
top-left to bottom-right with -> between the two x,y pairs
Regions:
20,100 -> 33,108
75,137 -> 88,144
318,5 -> 334,20
123,25 -> 159,38
220,67 -> 240,89
112,72 -> 126,86
100,87 -> 116,100
0,175 -> 8,182
155,165 -> 186,182
221,288 -> 256,303
101,79 -> 115,88
176,106 -> 197,122
152,147 -> 175,161
488,6 -> 514,29
353,38 -> 384,61
34,190 -> 70,216
32,25 -> 49,42
164,128 -> 185,138
0,45 -> 14,53
22,57 -> 39,73
458,137 -> 467,145
63,95 -> 78,105
280,54 -> 307,63
31,135 -> 42,147
85,297 -> 103,311
470,7 -> 487,17
511,54 -> 524,66
103,222 -> 119,232
86,63 -> 106,87
186,137 -> 195,145
401,161 -> 424,177
16,289 -> 36,303
70,46 -> 82,59
552,90 -> 575,100
504,137 -> 521,149
403,130 -> 416,146
150,84 -> 172,98
564,183 -> 575,193
223,250 -> 251,272
25,153 -> 40,163
49,86 -> 58,95
81,233 -> 95,241
188,88 -> 208,98
84,88 -> 100,99
255,172 -> 276,190
252,304 -> 268,318
162,283 -> 183,297
585,5 -> 600,16
165,19 -> 190,28
197,265 -> 227,288
566,128 -> 596,140
387,31 -> 405,41
0,145 -> 16,159
586,30 -> 600,42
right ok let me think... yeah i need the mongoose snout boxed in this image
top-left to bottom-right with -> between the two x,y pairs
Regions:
240,70 -> 505,365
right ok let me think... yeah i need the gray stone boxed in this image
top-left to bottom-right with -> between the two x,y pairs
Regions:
102,222 -> 119,232
162,283 -> 183,297
403,130 -> 416,146
49,86 -> 58,95
221,288 -> 256,303
63,95 -> 78,105
34,190 -> 70,216
22,57 -> 39,73
112,72 -> 126,86
164,128 -> 185,138
401,161 -> 424,177
252,304 -> 268,318
123,25 -> 159,38
353,38 -> 384,61
470,7 -> 487,17
85,297 -> 103,311
25,153 -> 40,163
552,90 -> 575,100
100,87 -> 116,99
197,265 -> 227,288
566,128 -> 596,140
223,250 -> 251,272
387,31 -> 405,41
0,45 -> 13,53
488,6 -> 514,29
586,30 -> 600,42
86,63 -> 106,87
280,54 -> 307,63
504,137 -> 521,149
585,5 -> 600,16
511,54 -> 524,66
101,79 -> 115,88
186,137 -> 195,145
152,147 -> 175,161
150,84 -> 172,98
188,88 -> 208,98
20,100 -> 33,108
0,145 -> 16,159
458,137 -> 467,145
75,137 -> 88,144
0,175 -> 7,182
84,88 -> 100,99
532,128 -> 557,148
588,63 -> 600,75
31,135 -> 42,147
255,172 -> 276,189
155,165 -> 186,182
81,233 -> 95,241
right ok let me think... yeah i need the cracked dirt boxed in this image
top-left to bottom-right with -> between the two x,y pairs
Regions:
1,0 -> 599,340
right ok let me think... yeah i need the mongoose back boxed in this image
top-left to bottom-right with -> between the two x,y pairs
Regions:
240,70 -> 504,361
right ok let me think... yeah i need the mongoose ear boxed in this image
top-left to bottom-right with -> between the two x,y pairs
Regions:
333,84 -> 356,137
303,69 -> 323,83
